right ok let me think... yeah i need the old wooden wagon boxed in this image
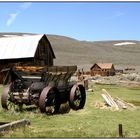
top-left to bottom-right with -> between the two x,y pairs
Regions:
1,65 -> 86,114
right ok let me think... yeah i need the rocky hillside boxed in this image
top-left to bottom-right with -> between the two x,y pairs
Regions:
1,32 -> 140,71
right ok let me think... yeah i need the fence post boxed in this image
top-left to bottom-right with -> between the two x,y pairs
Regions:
84,80 -> 88,90
118,124 -> 123,137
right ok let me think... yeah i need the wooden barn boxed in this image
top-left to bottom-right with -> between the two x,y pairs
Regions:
90,63 -> 116,76
0,34 -> 55,67
0,34 -> 55,83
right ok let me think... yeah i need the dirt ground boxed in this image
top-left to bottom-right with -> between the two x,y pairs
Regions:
79,72 -> 140,89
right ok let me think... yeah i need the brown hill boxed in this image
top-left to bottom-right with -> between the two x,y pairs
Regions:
1,33 -> 140,71
47,35 -> 140,71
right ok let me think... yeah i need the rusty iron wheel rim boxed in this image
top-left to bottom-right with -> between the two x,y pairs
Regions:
39,86 -> 60,114
69,84 -> 86,110
1,83 -> 15,110
71,86 -> 81,106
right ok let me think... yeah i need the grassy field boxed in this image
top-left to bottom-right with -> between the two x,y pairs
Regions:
0,84 -> 140,138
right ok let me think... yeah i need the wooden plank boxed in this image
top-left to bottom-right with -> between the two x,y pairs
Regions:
0,119 -> 30,133
102,89 -> 114,106
0,122 -> 10,125
114,98 -> 127,109
43,65 -> 77,73
101,94 -> 112,106
115,97 -> 136,109
102,89 -> 119,110
15,66 -> 43,73
14,66 -> 77,74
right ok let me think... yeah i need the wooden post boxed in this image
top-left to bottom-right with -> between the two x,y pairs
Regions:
84,80 -> 88,90
118,124 -> 123,137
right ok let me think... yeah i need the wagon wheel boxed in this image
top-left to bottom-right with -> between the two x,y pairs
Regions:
69,84 -> 86,110
1,84 -> 23,111
39,86 -> 60,115
1,84 -> 16,110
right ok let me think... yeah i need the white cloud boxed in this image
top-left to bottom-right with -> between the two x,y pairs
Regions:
6,12 -> 20,27
6,2 -> 32,27
20,2 -> 32,10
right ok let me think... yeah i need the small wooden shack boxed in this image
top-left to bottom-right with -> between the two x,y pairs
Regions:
0,34 -> 55,83
90,63 -> 116,76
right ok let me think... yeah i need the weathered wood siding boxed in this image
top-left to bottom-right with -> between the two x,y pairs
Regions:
34,36 -> 54,66
91,64 -> 115,76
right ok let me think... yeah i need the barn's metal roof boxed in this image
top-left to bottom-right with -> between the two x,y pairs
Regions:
0,34 -> 44,60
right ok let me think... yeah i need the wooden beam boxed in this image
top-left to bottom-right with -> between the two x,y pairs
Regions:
102,89 -> 119,110
0,119 -> 30,133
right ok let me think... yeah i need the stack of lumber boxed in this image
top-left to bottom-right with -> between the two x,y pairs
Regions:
98,89 -> 136,111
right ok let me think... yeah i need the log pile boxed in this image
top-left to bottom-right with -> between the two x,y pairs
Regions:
95,89 -> 136,111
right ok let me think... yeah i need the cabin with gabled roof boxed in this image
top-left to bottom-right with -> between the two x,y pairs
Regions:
90,63 -> 116,76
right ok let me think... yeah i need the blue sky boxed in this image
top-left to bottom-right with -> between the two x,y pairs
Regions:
0,2 -> 140,41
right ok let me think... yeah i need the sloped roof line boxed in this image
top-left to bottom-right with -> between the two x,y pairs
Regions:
0,34 -> 53,60
44,34 -> 55,59
97,63 -> 113,69
91,63 -> 113,70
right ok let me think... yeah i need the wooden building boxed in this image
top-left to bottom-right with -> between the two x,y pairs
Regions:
0,34 -> 55,68
90,63 -> 115,76
0,34 -> 55,83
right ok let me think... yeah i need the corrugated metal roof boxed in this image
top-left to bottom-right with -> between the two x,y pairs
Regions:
0,34 -> 44,60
